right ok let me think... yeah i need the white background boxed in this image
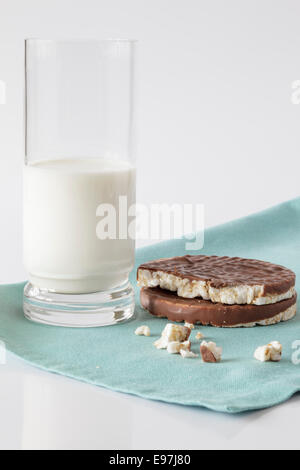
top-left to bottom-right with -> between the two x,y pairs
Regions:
0,0 -> 300,450
1,0 -> 300,281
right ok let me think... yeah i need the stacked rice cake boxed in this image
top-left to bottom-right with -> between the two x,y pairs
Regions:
137,255 -> 297,327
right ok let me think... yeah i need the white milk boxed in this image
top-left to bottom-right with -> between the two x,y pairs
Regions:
24,158 -> 136,294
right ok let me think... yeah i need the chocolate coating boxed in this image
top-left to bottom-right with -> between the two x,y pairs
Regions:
138,255 -> 296,295
140,287 -> 297,327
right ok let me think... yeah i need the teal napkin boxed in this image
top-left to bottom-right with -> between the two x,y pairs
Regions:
1,198 -> 300,413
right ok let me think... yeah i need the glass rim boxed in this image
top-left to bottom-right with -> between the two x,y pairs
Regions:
25,38 -> 137,44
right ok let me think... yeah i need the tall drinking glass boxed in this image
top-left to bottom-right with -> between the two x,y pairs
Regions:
23,39 -> 136,327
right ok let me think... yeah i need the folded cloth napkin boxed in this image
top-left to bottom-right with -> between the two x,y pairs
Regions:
0,197 -> 299,413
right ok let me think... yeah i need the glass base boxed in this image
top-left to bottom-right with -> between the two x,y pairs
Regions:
23,281 -> 135,328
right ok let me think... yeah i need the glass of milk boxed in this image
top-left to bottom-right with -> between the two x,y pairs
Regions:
23,39 -> 136,327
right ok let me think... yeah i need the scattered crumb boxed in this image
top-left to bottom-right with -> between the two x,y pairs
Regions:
167,340 -> 191,354
200,341 -> 222,363
135,325 -> 151,337
268,341 -> 282,362
154,336 -> 168,349
195,331 -> 204,340
254,341 -> 282,363
154,323 -> 191,349
184,322 -> 195,330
